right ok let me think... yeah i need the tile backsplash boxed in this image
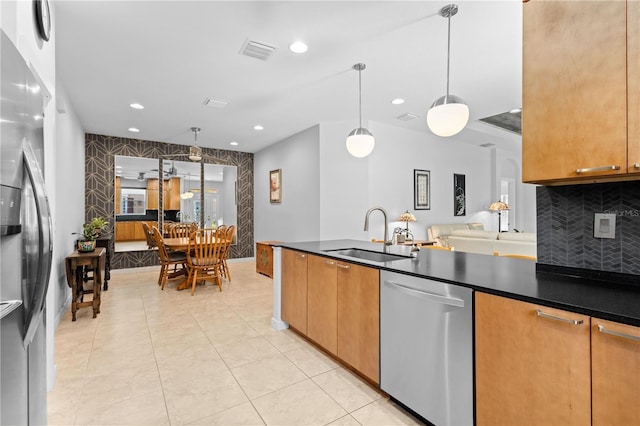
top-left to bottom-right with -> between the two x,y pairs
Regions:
537,182 -> 640,275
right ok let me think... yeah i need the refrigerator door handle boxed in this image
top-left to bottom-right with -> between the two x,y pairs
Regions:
21,142 -> 53,348
0,300 -> 23,320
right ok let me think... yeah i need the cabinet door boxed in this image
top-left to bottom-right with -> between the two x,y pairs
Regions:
168,177 -> 181,210
475,292 -> 591,425
307,255 -> 338,355
629,0 -> 640,173
592,318 -> 640,425
523,1 -> 627,183
281,249 -> 308,333
337,262 -> 379,383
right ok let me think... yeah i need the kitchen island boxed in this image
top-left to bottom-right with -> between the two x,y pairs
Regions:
272,239 -> 640,426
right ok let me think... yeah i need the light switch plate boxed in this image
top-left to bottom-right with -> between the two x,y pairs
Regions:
594,213 -> 616,239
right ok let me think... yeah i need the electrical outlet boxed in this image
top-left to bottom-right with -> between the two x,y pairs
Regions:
594,213 -> 616,239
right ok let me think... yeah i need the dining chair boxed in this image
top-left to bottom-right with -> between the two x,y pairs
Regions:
169,223 -> 193,239
186,228 -> 226,295
220,225 -> 236,282
141,222 -> 156,249
152,226 -> 187,289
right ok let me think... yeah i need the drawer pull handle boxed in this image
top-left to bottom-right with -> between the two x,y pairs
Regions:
597,324 -> 640,342
634,163 -> 640,169
536,309 -> 584,325
336,264 -> 351,269
324,260 -> 335,266
575,165 -> 620,174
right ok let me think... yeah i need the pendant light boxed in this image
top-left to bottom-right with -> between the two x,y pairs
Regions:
189,127 -> 203,161
180,172 -> 194,199
346,63 -> 375,158
426,4 -> 469,137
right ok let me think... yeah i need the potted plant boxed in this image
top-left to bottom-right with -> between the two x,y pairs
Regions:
89,216 -> 109,236
77,222 -> 97,252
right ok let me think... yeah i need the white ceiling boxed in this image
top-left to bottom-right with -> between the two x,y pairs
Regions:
54,1 -> 523,154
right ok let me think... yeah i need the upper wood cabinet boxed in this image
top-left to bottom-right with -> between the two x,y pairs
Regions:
146,178 -> 159,210
591,318 -> 640,425
165,177 -> 181,210
475,292 -> 591,425
281,248 -> 308,333
523,0 -> 639,184
115,176 -> 121,214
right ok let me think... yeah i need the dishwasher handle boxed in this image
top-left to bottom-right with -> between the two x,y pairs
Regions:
383,280 -> 465,308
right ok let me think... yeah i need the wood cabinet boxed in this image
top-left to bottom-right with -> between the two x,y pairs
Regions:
115,177 -> 121,214
591,318 -> 640,425
336,261 -> 379,383
522,0 -> 639,184
307,254 -> 338,355
255,241 -> 280,278
282,250 -> 380,383
165,177 -> 181,210
475,292 -> 591,425
147,178 -> 159,210
281,248 -> 308,333
115,221 -> 156,242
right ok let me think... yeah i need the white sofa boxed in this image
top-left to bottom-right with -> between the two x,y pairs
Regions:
427,223 -> 537,258
427,223 -> 485,247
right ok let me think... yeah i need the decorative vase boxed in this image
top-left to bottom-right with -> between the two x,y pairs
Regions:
77,240 -> 96,252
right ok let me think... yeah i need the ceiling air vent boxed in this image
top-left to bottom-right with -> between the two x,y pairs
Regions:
396,113 -> 420,121
240,39 -> 277,60
203,98 -> 228,108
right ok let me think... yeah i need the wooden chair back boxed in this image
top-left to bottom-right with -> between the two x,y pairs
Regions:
185,228 -> 226,294
152,226 -> 170,263
141,222 -> 156,249
169,223 -> 193,239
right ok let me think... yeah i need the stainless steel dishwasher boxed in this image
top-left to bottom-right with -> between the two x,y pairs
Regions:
380,271 -> 473,426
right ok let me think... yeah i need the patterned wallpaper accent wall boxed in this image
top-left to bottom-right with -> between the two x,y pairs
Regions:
85,133 -> 254,269
537,182 -> 640,275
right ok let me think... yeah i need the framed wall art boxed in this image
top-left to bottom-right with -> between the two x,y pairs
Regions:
414,169 -> 430,210
270,169 -> 281,203
454,173 -> 466,216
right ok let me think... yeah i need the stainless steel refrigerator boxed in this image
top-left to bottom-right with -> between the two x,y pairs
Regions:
0,30 -> 53,425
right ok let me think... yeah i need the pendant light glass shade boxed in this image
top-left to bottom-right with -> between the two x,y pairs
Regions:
346,128 -> 375,158
346,63 -> 375,158
189,127 -> 203,161
427,95 -> 469,137
427,4 -> 469,137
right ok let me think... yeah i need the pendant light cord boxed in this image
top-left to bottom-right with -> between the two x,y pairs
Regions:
358,67 -> 363,128
446,10 -> 451,98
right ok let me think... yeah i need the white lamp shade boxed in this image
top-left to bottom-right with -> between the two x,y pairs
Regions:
180,191 -> 194,199
426,95 -> 470,137
346,128 -> 375,158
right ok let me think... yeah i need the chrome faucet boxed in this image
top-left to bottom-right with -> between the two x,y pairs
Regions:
364,206 -> 391,249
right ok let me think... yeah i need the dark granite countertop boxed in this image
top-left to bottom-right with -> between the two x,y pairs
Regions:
276,239 -> 640,327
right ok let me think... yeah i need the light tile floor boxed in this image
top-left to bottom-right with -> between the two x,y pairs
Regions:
48,261 -> 423,426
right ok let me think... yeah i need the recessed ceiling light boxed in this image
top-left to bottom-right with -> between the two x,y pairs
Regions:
128,127 -> 140,133
129,103 -> 144,110
289,41 -> 308,53
230,141 -> 239,146
253,125 -> 264,131
391,98 -> 405,105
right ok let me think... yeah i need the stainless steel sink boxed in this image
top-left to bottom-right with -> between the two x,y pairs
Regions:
324,248 -> 412,263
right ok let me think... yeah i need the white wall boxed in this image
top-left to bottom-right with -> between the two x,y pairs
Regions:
254,126 -> 320,242
255,119 -> 536,244
2,1 -> 86,391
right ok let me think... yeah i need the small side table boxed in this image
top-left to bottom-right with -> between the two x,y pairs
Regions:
95,234 -> 113,290
65,248 -> 106,321
256,241 -> 281,278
